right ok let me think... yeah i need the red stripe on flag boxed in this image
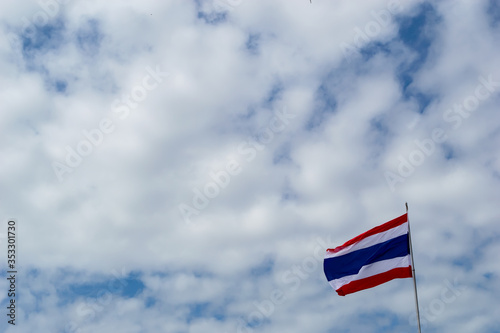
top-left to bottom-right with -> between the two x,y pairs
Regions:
327,213 -> 408,254
336,266 -> 412,296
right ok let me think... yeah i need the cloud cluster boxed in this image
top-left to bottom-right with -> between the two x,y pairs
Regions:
0,0 -> 499,332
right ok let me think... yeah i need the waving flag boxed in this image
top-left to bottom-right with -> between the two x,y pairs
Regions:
324,213 -> 412,296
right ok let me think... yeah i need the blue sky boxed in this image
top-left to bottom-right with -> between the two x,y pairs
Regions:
1,0 -> 499,332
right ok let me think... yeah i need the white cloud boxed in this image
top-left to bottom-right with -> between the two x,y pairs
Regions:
1,0 -> 499,332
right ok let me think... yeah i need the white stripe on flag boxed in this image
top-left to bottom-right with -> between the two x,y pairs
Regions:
325,222 -> 408,259
328,255 -> 411,291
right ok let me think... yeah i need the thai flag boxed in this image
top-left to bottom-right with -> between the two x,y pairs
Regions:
324,213 -> 412,296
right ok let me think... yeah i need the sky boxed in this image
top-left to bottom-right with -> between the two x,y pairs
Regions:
0,0 -> 499,332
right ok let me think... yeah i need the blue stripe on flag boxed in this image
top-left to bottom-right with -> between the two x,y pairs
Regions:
324,234 -> 410,281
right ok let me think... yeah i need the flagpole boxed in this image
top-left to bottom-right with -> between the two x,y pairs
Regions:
406,202 -> 422,333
